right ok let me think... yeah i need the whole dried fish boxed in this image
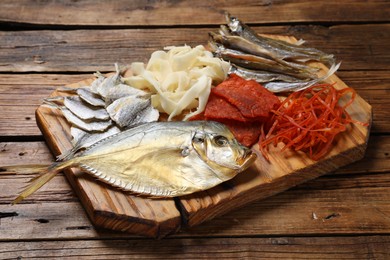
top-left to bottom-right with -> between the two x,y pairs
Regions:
4,121 -> 257,203
209,39 -> 319,78
225,13 -> 335,65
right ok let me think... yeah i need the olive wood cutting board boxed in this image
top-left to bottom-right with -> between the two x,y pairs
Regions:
35,35 -> 372,238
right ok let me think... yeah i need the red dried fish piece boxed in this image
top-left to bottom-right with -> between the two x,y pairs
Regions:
204,93 -> 247,122
211,74 -> 280,120
222,120 -> 261,147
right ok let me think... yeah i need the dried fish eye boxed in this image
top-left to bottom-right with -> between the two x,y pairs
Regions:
214,135 -> 229,147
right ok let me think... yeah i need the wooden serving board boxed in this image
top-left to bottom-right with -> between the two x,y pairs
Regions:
35,36 -> 372,238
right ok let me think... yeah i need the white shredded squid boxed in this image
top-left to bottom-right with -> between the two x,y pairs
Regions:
124,45 -> 230,120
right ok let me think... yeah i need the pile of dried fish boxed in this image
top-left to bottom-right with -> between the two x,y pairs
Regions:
209,13 -> 340,92
44,64 -> 159,160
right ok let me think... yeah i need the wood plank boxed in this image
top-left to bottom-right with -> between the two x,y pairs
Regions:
0,236 -> 389,259
185,173 -> 390,236
0,24 -> 388,73
0,74 -> 92,137
0,0 -> 388,26
1,172 -> 390,240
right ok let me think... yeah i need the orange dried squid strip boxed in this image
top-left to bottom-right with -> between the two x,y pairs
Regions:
259,83 -> 368,161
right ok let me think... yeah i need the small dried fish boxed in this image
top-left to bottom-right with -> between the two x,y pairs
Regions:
229,65 -> 304,83
209,38 -> 319,78
263,62 -> 341,93
225,13 -> 335,65
106,96 -> 159,128
5,121 -> 257,203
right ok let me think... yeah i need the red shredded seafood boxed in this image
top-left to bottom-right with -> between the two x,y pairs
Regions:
259,83 -> 367,161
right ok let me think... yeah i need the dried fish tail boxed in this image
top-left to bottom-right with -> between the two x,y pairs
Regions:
2,161 -> 74,204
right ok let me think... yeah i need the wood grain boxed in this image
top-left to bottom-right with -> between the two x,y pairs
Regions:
0,0 -> 388,26
0,24 -> 388,73
1,236 -> 389,259
1,172 -> 390,240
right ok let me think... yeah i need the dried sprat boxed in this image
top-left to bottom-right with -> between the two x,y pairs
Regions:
209,13 -> 338,92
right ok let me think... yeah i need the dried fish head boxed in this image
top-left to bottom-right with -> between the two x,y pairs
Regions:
191,121 -> 257,181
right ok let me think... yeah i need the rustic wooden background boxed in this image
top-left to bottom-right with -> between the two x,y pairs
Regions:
0,0 -> 389,258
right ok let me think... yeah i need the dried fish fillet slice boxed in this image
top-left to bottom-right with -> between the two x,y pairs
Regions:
63,96 -> 110,121
129,103 -> 160,126
104,83 -> 150,105
62,108 -> 113,132
94,66 -> 122,98
77,88 -> 106,107
56,86 -> 106,107
89,73 -> 106,94
106,96 -> 159,128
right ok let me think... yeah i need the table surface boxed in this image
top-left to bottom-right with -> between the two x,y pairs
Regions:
0,1 -> 389,258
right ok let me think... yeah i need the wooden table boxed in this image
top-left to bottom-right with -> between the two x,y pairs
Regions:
0,1 -> 389,258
